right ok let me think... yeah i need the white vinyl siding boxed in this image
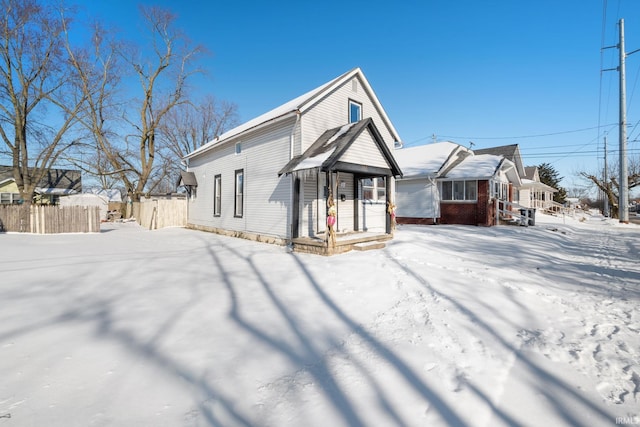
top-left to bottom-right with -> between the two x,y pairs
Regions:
395,179 -> 441,219
301,173 -> 318,237
300,76 -> 396,153
340,128 -> 389,169
187,117 -> 294,238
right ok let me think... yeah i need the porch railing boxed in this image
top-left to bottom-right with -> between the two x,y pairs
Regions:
496,199 -> 534,227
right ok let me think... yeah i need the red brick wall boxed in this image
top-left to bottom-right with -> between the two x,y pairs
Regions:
440,180 -> 494,226
397,180 -> 499,227
396,217 -> 438,225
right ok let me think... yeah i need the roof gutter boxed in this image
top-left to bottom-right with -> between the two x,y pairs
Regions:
185,110 -> 299,160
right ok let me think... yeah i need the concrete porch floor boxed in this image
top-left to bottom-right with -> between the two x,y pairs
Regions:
291,231 -> 393,255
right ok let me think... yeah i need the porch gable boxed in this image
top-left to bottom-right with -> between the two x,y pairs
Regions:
278,118 -> 402,177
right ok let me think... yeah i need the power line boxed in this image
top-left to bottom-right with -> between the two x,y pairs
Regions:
434,124 -> 618,142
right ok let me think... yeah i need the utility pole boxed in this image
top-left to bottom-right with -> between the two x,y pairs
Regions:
604,134 -> 609,217
604,19 -> 639,223
619,19 -> 629,223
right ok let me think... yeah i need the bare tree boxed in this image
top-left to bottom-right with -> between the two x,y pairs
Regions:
580,156 -> 640,218
0,0 -> 84,222
62,18 -> 125,192
159,95 -> 239,160
66,5 -> 205,202
118,6 -> 205,201
153,95 -> 239,192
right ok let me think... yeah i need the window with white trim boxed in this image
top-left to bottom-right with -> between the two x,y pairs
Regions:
492,180 -> 509,201
440,180 -> 477,201
349,100 -> 362,123
234,169 -> 244,217
213,174 -> 221,217
361,177 -> 386,202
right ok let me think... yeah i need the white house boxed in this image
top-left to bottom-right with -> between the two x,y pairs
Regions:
182,68 -> 402,254
519,166 -> 558,210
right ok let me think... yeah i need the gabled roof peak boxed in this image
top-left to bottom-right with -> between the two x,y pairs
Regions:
185,68 -> 398,159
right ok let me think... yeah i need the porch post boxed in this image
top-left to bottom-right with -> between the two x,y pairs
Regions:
353,175 -> 359,231
385,176 -> 392,233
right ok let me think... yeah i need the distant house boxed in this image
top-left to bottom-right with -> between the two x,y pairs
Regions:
394,142 -> 522,226
0,166 -> 81,205
59,193 -> 109,220
182,68 -> 403,254
519,166 -> 558,211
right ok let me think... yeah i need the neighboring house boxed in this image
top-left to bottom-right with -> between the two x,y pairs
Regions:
394,142 -> 521,226
59,193 -> 110,220
0,177 -> 20,204
473,144 -> 526,177
0,166 -> 81,205
393,141 -> 472,224
182,68 -> 403,254
519,166 -> 558,210
472,144 -> 559,211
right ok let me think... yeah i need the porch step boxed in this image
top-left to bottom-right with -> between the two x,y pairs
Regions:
353,240 -> 386,251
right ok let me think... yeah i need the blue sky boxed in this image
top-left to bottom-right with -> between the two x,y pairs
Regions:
77,0 -> 640,191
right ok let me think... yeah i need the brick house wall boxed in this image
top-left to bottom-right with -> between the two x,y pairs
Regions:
396,217 -> 438,225
440,180 -> 494,226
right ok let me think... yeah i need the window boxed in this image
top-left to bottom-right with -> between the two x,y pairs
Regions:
349,100 -> 362,123
465,181 -> 477,200
453,181 -> 465,200
213,175 -> 221,217
0,193 -> 19,204
361,176 -> 386,202
492,180 -> 508,200
234,169 -> 244,217
235,142 -> 242,155
440,180 -> 477,201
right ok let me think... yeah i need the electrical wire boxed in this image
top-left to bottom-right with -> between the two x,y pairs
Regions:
434,124 -> 618,142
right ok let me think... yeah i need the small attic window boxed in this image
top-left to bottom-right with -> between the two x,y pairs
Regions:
235,142 -> 242,154
352,80 -> 358,92
349,100 -> 362,123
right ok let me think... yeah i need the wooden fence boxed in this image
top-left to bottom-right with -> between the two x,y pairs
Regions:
0,205 -> 101,233
131,199 -> 187,230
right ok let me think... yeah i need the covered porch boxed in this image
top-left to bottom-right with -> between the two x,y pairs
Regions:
279,118 -> 402,255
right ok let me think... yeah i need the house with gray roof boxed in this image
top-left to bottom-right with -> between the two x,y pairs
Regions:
394,142 -> 521,226
182,68 -> 403,254
0,166 -> 81,204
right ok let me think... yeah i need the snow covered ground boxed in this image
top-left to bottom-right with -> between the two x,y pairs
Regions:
0,211 -> 638,427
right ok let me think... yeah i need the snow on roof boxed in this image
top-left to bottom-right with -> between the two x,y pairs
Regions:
290,123 -> 355,172
35,187 -> 78,195
187,69 -> 359,159
86,188 -> 123,202
443,154 -> 504,179
394,141 -> 463,178
186,68 -> 401,160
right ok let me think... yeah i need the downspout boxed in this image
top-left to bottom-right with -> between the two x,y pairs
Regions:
288,112 -> 301,244
182,157 -> 190,227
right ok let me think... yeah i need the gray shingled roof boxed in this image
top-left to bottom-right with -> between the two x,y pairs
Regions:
278,118 -> 402,177
473,144 -> 526,177
0,165 -> 81,191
